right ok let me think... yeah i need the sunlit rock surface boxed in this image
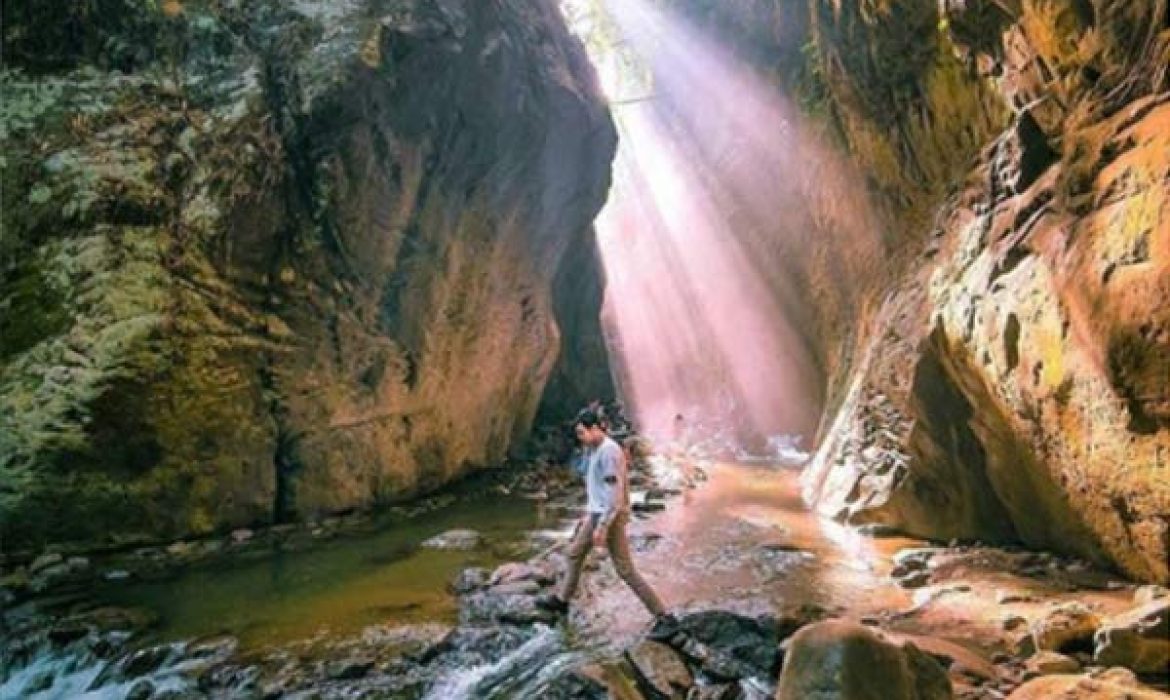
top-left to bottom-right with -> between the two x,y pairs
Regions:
0,1 -> 615,548
798,1 -> 1170,583
775,620 -> 952,700
1007,672 -> 1170,700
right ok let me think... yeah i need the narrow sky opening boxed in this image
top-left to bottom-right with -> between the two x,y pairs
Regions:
563,0 -> 843,448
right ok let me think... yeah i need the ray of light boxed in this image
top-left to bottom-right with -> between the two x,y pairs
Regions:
576,0 -> 880,447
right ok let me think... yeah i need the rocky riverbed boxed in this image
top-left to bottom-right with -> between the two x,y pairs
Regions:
0,449 -> 703,698
3,456 -> 1167,699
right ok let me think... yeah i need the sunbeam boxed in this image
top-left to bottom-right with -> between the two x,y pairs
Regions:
577,0 -> 879,448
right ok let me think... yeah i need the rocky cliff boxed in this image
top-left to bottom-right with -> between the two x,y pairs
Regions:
0,0 -> 616,550
800,0 -> 1170,584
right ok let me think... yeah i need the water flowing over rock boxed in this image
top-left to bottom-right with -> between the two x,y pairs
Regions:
0,0 -> 616,549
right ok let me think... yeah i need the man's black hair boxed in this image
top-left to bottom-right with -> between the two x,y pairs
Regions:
574,409 -> 605,430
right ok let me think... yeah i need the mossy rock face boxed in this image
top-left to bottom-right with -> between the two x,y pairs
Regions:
0,0 -> 616,550
0,256 -> 71,363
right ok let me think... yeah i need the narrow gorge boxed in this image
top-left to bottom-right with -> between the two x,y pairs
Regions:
1,1 -> 1167,699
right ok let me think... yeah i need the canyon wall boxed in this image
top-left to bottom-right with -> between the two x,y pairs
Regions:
0,0 -> 615,550
662,0 -> 1169,583
802,0 -> 1170,584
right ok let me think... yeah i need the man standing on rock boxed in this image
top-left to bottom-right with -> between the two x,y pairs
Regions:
537,410 -> 678,636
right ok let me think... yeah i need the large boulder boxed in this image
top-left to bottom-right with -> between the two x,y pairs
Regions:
774,621 -> 952,700
1031,603 -> 1102,653
1093,598 -> 1170,674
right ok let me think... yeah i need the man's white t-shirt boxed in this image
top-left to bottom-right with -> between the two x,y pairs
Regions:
585,436 -> 627,515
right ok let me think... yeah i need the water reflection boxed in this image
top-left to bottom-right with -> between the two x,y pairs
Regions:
572,463 -> 920,647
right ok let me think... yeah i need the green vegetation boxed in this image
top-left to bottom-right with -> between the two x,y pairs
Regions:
0,0 -> 284,549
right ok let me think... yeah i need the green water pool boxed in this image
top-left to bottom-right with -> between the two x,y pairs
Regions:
91,494 -> 563,651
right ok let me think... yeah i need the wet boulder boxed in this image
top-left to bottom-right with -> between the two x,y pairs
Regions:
46,622 -> 90,646
89,643 -> 181,689
459,589 -> 557,627
1031,603 -> 1101,653
668,610 -> 782,682
1093,598 -> 1170,674
626,640 -> 693,699
23,670 -> 54,695
422,529 -> 483,551
542,670 -> 612,699
64,606 -> 160,634
1024,651 -> 1081,676
450,566 -> 491,595
229,528 -> 254,545
126,679 -> 155,700
775,621 -> 952,700
489,561 -> 557,587
28,554 -> 91,592
490,580 -> 543,596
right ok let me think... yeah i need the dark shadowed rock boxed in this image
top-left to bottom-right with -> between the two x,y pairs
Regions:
126,679 -> 155,700
1093,598 -> 1170,674
326,657 -> 374,680
1031,603 -> 1101,653
459,589 -> 558,627
542,668 -> 617,700
669,610 -> 782,682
